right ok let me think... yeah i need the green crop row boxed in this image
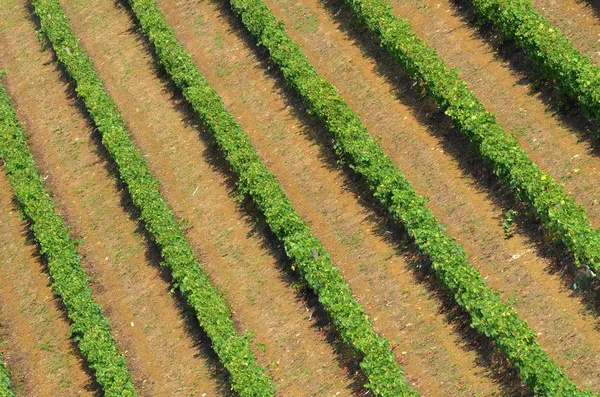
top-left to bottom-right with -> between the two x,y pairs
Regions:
221,0 -> 592,395
30,1 -> 273,395
126,0 -> 416,395
467,0 -> 600,130
343,0 -> 600,276
0,79 -> 135,395
0,351 -> 14,397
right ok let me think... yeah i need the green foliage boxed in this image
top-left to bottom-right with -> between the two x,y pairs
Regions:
502,209 -> 518,238
0,350 -> 14,397
126,0 -> 415,395
0,81 -> 135,395
30,1 -> 272,395
220,0 -> 593,394
467,0 -> 600,130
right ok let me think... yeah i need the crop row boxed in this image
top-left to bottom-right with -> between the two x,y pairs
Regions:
0,80 -> 135,395
345,0 -> 600,276
467,0 -> 600,131
126,0 -> 416,395
30,0 -> 273,395
223,0 -> 593,395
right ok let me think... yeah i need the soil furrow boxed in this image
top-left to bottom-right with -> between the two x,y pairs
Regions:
1,2 -> 223,396
56,0 -> 358,394
0,171 -> 94,397
219,0 -> 600,392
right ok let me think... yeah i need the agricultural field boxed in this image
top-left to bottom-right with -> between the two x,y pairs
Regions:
1,0 -> 600,395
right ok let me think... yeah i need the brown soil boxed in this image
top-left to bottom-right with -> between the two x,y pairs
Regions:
2,0 -> 600,393
0,173 -> 94,397
1,2 -> 223,396
218,0 -> 600,392
55,0 -> 358,394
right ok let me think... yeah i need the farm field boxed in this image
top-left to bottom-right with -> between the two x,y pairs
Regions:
1,0 -> 600,395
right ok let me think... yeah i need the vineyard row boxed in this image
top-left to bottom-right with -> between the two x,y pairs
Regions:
128,0 -> 417,394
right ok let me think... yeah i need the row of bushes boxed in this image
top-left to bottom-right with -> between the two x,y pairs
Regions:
31,1 -> 273,395
0,79 -> 135,395
223,0 -> 592,394
126,0 -> 416,395
468,0 -> 600,129
342,0 -> 600,277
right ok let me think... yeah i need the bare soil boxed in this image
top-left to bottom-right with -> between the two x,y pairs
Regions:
2,0 -> 600,394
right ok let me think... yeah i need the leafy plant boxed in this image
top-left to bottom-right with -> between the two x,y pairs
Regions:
466,0 -> 600,131
30,1 -> 272,395
502,209 -> 518,238
0,349 -> 14,397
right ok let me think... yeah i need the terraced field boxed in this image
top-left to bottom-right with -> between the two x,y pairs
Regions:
1,0 -> 600,395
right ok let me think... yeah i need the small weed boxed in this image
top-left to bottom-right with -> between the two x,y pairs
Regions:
213,34 -> 224,49
501,209 -> 518,238
215,63 -> 234,78
194,15 -> 205,29
38,339 -> 53,352
295,14 -> 319,34
340,230 -> 363,248
507,293 -> 519,308
255,342 -> 266,353
512,126 -> 528,138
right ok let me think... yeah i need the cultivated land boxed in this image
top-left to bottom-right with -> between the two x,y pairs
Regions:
1,0 -> 600,395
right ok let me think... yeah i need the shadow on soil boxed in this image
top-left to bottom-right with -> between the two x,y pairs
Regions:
445,0 -> 600,320
25,0 -> 600,394
134,0 -> 599,393
115,0 -> 372,393
582,0 -> 600,21
27,3 -> 237,395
